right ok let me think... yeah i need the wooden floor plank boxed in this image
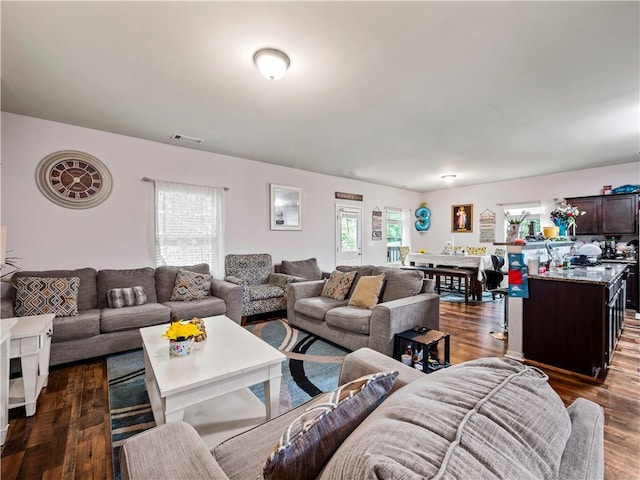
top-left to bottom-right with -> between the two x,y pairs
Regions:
0,301 -> 638,479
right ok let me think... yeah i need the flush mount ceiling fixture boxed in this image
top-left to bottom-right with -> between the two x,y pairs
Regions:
441,175 -> 457,183
253,48 -> 290,80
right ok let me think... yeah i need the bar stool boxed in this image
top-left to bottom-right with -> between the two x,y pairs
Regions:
489,287 -> 509,340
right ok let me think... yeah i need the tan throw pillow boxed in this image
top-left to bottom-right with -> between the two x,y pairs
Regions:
14,276 -> 80,317
321,270 -> 357,300
169,270 -> 212,301
348,273 -> 385,309
262,370 -> 398,480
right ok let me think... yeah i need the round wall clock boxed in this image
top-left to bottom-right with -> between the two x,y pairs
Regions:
35,150 -> 113,209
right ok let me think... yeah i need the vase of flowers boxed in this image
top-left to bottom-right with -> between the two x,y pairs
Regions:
163,321 -> 203,356
550,203 -> 585,237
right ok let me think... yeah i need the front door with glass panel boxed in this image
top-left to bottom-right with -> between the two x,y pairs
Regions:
336,205 -> 362,266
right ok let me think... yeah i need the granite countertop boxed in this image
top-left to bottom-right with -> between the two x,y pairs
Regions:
600,258 -> 638,265
528,263 -> 628,285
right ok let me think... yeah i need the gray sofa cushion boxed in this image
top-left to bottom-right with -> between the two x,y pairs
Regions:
101,303 -> 170,333
155,264 -> 210,303
325,307 -> 372,334
372,266 -> 423,302
295,296 -> 347,321
97,267 -> 158,308
162,297 -> 226,320
320,357 -> 572,480
52,309 -> 101,342
13,268 -> 98,311
280,258 -> 323,280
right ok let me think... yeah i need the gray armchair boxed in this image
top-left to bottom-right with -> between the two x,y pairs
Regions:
224,253 -> 296,323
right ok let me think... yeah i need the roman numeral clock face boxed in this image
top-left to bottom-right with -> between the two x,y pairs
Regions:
35,151 -> 113,209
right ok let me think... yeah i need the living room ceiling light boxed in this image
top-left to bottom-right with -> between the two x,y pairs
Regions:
442,175 -> 457,183
253,48 -> 290,80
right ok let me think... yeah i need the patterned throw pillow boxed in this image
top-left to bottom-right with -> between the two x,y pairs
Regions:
348,273 -> 385,309
262,370 -> 398,480
14,276 -> 80,317
169,270 -> 212,301
321,271 -> 357,300
107,286 -> 147,308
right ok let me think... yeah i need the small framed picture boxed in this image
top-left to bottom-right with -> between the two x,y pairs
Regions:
452,204 -> 473,232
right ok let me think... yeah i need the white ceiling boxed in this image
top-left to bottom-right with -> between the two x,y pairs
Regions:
2,1 -> 638,192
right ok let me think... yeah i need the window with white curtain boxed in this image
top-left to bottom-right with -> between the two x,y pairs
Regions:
155,180 -> 225,278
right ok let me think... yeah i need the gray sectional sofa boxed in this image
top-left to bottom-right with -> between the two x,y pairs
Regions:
286,265 -> 440,355
0,264 -> 242,366
120,348 -> 604,480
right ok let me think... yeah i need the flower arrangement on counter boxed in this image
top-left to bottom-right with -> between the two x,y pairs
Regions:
550,202 -> 586,231
505,211 -> 530,224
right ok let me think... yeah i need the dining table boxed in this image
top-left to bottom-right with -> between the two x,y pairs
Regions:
407,253 -> 493,300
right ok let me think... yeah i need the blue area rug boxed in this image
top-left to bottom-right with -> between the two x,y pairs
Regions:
107,319 -> 348,480
107,350 -> 155,480
245,319 -> 349,408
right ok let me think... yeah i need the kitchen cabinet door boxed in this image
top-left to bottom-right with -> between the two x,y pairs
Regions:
567,197 -> 600,235
601,194 -> 638,235
626,263 -> 638,310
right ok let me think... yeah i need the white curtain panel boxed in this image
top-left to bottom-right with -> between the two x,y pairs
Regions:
402,208 -> 412,250
155,180 -> 225,279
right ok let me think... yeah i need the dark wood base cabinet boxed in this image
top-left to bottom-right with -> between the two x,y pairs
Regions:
523,274 -> 626,379
626,262 -> 638,310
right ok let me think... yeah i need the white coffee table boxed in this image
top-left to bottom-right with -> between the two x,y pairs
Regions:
140,315 -> 285,445
3,314 -> 54,417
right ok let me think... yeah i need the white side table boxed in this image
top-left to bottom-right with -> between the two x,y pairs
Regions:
0,318 -> 17,445
5,314 -> 54,416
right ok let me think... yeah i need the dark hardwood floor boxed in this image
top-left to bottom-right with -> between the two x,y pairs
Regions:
2,298 -> 639,479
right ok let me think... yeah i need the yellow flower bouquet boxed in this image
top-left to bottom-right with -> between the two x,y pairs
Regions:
163,321 -> 203,341
163,321 -> 203,356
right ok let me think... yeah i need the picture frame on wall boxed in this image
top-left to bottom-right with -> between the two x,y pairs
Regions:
270,184 -> 302,230
452,204 -> 473,232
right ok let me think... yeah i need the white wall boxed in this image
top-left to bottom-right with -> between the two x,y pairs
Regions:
0,112 -> 421,273
3,112 -> 638,275
413,162 -> 640,254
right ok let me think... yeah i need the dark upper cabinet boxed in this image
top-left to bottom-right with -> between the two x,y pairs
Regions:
568,197 -> 600,234
601,194 -> 638,234
567,194 -> 638,236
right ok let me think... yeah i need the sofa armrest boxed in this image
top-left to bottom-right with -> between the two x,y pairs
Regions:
120,422 -> 228,480
422,278 -> 436,293
268,272 -> 297,287
286,280 -> 325,319
559,398 -> 604,480
368,293 -> 441,356
211,279 -> 243,324
339,347 -> 423,394
1,298 -> 15,318
224,275 -> 246,286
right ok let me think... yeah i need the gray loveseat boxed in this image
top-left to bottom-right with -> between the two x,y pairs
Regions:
120,348 -> 604,480
286,265 -> 440,355
0,264 -> 242,366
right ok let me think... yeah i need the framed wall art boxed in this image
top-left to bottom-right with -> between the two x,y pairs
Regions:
451,204 -> 473,232
270,184 -> 302,230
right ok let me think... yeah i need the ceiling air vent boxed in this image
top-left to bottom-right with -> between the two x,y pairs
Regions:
171,133 -> 204,145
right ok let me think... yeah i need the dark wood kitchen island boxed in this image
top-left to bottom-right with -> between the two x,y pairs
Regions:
523,263 -> 628,379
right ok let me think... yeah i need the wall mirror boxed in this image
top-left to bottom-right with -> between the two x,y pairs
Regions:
270,184 -> 302,230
